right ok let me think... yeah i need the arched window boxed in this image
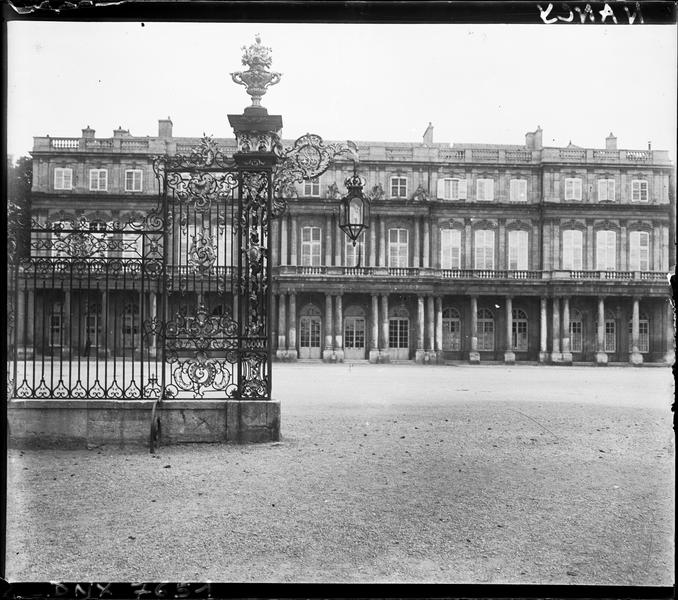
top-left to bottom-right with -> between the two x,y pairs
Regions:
477,308 -> 494,351
512,309 -> 528,351
628,313 -> 650,353
442,307 -> 461,351
570,309 -> 583,353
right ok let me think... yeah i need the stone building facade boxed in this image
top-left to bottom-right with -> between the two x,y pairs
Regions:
22,119 -> 675,366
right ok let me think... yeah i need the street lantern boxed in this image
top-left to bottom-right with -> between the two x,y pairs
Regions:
339,163 -> 370,246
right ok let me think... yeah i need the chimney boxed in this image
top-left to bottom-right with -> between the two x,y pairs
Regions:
113,126 -> 130,138
422,122 -> 434,145
525,131 -> 535,150
159,117 -> 173,138
82,125 -> 95,139
605,132 -> 617,150
526,126 -> 543,150
534,125 -> 543,149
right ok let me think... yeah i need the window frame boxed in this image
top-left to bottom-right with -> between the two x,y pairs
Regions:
628,317 -> 650,353
562,229 -> 584,270
388,228 -> 409,268
89,168 -> 108,192
300,226 -> 322,267
442,307 -> 462,351
54,167 -> 73,191
511,308 -> 528,351
507,229 -> 529,271
390,176 -> 408,198
595,229 -> 617,271
124,169 -> 143,192
564,177 -> 582,201
303,177 -> 320,197
440,228 -> 462,269
477,308 -> 495,351
509,178 -> 527,202
476,178 -> 494,202
629,230 -> 650,271
474,229 -> 495,270
631,179 -> 648,203
597,178 -> 615,202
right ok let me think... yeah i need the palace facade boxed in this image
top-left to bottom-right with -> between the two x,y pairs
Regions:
21,119 -> 675,366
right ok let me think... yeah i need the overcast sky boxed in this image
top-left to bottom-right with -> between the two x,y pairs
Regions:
6,21 -> 677,160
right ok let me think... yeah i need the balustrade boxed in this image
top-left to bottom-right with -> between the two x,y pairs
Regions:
50,138 -> 80,149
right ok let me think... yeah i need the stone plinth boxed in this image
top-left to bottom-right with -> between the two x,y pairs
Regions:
629,351 -> 644,365
504,351 -> 516,364
595,351 -> 609,365
8,398 -> 280,449
469,351 -> 480,364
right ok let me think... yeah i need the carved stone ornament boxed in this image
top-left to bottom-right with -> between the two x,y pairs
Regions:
326,182 -> 341,200
230,34 -> 282,108
368,182 -> 385,201
412,184 -> 430,202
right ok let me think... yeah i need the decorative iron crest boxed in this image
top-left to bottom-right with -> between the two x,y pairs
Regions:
154,136 -> 236,173
188,228 -> 218,275
231,34 -> 282,108
272,134 -> 358,216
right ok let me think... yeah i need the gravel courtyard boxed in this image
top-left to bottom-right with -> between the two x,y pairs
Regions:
6,363 -> 675,584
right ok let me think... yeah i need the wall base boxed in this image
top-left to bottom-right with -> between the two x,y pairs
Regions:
468,351 -> 480,364
561,352 -> 573,364
629,351 -> 644,365
595,351 -> 609,365
504,351 -> 516,364
7,398 -> 280,449
276,349 -> 298,361
322,350 -> 344,363
538,351 -> 549,363
550,352 -> 563,363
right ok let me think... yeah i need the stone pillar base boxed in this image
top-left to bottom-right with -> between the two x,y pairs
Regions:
629,351 -> 643,365
664,351 -> 675,365
551,352 -> 563,363
422,351 -> 437,364
322,350 -> 344,362
538,351 -> 549,363
469,351 -> 480,364
368,349 -> 380,363
595,351 -> 608,365
561,352 -> 573,364
276,349 -> 298,361
504,351 -> 516,364
378,350 -> 391,364
415,349 -> 426,364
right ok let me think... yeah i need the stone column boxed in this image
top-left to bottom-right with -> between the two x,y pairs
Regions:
324,214 -> 332,267
369,220 -> 377,267
595,296 -> 608,365
287,292 -> 298,360
504,296 -> 515,364
369,294 -> 379,362
270,219 -> 279,267
334,218 -> 342,267
561,297 -> 572,364
435,296 -> 443,355
551,297 -> 561,363
539,297 -> 548,363
280,215 -> 288,267
380,294 -> 390,362
630,297 -> 643,365
415,295 -> 425,363
334,293 -> 344,361
290,215 -> 298,266
276,292 -> 287,360
426,296 -> 435,355
413,216 -> 421,268
379,218 -> 386,267
464,221 -> 473,269
423,219 -> 430,268
323,293 -> 334,361
469,295 -> 480,363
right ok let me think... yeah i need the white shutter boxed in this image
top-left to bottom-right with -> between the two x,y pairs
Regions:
458,179 -> 467,200
598,180 -> 606,202
437,179 -> 445,199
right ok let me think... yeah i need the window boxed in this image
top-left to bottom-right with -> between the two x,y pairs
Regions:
304,178 -> 320,197
604,317 -> 616,353
344,317 -> 366,349
125,169 -> 143,192
562,229 -> 584,270
477,308 -> 494,351
474,229 -> 495,270
595,230 -> 616,271
437,178 -> 467,200
301,226 -> 322,266
629,231 -> 650,271
564,178 -> 582,201
440,228 -> 462,269
442,308 -> 461,351
388,228 -> 409,267
509,179 -> 527,202
390,177 -> 407,198
89,169 -> 108,191
512,309 -> 528,351
85,314 -> 99,348
598,179 -> 615,202
122,303 -> 140,348
631,179 -> 648,203
388,318 -> 409,348
477,178 -> 494,201
49,305 -> 63,347
54,168 -> 73,190
345,232 -> 365,267
508,230 -> 529,270
628,316 -> 650,353
570,310 -> 583,353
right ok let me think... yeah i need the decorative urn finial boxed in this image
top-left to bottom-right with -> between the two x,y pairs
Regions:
231,34 -> 282,110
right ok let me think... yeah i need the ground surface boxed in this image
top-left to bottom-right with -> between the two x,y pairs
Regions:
6,364 -> 675,584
